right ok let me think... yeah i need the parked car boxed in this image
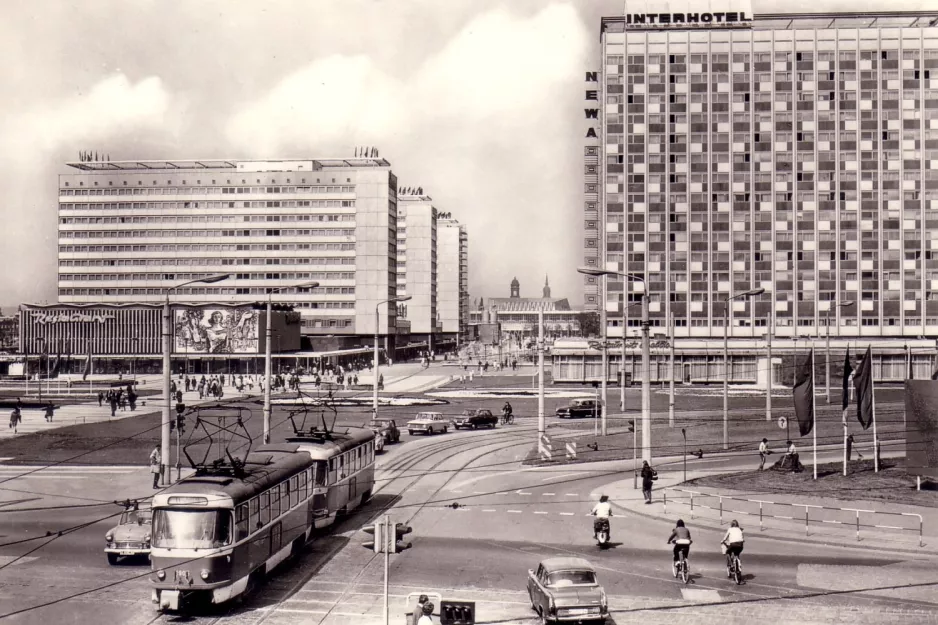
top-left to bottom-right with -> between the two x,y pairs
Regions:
104,503 -> 152,565
369,418 -> 401,444
407,411 -> 450,435
527,557 -> 608,623
453,409 -> 498,430
555,399 -> 601,419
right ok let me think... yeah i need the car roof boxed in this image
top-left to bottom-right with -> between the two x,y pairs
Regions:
417,411 -> 442,416
541,557 -> 595,573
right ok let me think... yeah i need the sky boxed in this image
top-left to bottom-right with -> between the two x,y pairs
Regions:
0,0 -> 931,312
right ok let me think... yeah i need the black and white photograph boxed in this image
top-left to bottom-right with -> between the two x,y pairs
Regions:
1,0 -> 937,623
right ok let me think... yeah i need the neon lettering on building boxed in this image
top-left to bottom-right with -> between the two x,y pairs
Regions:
32,312 -> 116,325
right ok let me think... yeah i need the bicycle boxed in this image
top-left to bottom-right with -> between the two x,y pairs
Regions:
671,539 -> 691,584
724,545 -> 743,585
501,413 -> 514,425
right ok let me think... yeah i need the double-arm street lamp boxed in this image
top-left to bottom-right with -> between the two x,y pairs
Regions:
825,301 -> 855,404
577,268 -> 650,461
722,288 -> 765,450
161,273 -> 230,486
374,296 -> 412,416
263,281 -> 319,444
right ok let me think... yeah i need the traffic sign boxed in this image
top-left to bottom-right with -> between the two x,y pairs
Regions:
777,416 -> 787,430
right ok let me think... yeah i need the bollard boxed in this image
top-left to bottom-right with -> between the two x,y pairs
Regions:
759,502 -> 763,532
804,506 -> 809,537
719,497 -> 723,525
856,509 -> 860,542
663,491 -> 667,514
690,493 -> 694,519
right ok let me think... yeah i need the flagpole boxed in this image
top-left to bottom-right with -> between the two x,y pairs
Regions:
870,351 -> 879,473
812,348 -> 817,481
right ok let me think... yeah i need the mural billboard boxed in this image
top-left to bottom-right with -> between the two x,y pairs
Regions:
174,307 -> 259,354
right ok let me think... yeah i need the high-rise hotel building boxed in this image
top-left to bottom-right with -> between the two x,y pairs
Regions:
584,8 -> 938,379
57,158 -> 401,347
437,216 -> 470,342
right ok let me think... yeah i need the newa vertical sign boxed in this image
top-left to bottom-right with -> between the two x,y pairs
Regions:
585,71 -> 599,139
622,0 -> 753,30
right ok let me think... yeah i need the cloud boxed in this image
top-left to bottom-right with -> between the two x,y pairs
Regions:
0,74 -> 178,304
226,3 -> 590,302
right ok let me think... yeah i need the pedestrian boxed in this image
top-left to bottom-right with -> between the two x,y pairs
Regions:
640,461 -> 657,504
97,391 -> 104,407
44,404 -> 54,422
149,445 -> 161,489
758,438 -> 771,471
9,407 -> 21,433
416,602 -> 434,625
109,395 -> 118,417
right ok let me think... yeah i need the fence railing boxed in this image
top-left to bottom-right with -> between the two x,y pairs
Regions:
664,488 -> 923,547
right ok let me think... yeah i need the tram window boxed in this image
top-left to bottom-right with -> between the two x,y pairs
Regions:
338,455 -> 345,479
235,504 -> 249,540
260,492 -> 270,526
283,480 -> 292,511
290,476 -> 299,508
299,471 -> 308,500
270,485 -> 281,519
328,459 -> 337,484
250,497 -> 259,530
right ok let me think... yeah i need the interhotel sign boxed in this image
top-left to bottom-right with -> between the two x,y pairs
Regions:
32,312 -> 116,325
625,11 -> 751,29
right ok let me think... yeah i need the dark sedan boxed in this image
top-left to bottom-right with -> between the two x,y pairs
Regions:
555,399 -> 600,419
453,409 -> 498,430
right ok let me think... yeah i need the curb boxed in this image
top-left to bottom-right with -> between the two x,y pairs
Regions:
610,498 -> 937,559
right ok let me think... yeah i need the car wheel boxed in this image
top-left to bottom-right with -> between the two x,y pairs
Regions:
106,553 -> 118,566
442,426 -> 448,433
409,430 -> 415,435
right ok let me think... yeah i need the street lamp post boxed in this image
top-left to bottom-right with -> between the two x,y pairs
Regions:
374,296 -> 412,417
162,273 -> 230,486
825,301 -> 855,404
578,268 -> 648,458
263,281 -> 319,445
36,338 -> 45,403
765,305 -> 772,422
722,288 -> 765,450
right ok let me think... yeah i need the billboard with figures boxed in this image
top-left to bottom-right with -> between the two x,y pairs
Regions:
905,380 -> 938,480
174,307 -> 259,354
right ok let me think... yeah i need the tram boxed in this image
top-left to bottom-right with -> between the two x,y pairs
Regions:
150,427 -> 376,612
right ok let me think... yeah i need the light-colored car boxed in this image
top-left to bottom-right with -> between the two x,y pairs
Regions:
104,504 -> 152,565
527,556 -> 608,623
407,411 -> 450,435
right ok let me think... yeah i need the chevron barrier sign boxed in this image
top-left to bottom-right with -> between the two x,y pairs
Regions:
565,441 -> 577,460
538,434 -> 552,461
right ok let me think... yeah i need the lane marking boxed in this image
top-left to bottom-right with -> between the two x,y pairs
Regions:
533,511 -> 548,515
541,472 -> 579,482
482,509 -> 497,512
559,512 -> 575,516
507,510 -> 522,514
565,493 -> 578,497
516,491 -> 532,496
542,492 -> 556,496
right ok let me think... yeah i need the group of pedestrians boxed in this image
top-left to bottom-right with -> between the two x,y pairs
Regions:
7,399 -> 57,433
96,385 -> 137,416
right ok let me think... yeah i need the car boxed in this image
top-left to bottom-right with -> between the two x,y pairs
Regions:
104,504 -> 152,565
368,418 -> 401,444
407,411 -> 450,435
527,557 -> 608,623
453,409 -> 497,430
555,399 -> 601,419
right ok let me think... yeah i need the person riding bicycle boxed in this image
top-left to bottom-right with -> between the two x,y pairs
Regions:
721,520 -> 745,575
502,401 -> 513,424
590,495 -> 613,540
666,519 -> 692,577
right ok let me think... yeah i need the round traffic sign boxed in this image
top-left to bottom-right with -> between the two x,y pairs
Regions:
777,416 -> 787,430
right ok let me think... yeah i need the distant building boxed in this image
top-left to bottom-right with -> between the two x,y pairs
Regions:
438,215 -> 469,344
469,277 -> 580,339
397,192 -> 440,350
0,313 -> 18,352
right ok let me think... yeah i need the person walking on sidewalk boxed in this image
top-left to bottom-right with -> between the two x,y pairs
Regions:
9,407 -> 22,433
758,438 -> 771,471
44,403 -> 54,423
640,461 -> 658,504
97,391 -> 104,407
149,445 -> 161,489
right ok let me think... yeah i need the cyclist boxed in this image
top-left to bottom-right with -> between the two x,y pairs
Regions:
721,520 -> 745,576
590,495 -> 613,540
502,401 -> 513,424
666,519 -> 692,578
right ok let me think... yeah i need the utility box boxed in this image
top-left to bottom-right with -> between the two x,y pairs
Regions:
440,600 -> 475,625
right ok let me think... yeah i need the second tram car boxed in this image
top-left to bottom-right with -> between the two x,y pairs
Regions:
150,428 -> 376,612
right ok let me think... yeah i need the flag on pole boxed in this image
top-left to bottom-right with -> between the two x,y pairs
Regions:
82,344 -> 92,381
841,348 -> 853,411
853,345 -> 874,430
792,349 -> 814,436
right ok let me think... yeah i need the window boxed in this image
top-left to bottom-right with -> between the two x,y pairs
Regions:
249,497 -> 259,530
260,491 -> 270,526
271,484 -> 281,519
235,504 -> 249,540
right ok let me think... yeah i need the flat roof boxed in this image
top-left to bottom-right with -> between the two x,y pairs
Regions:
602,11 -> 938,35
65,158 -> 391,172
